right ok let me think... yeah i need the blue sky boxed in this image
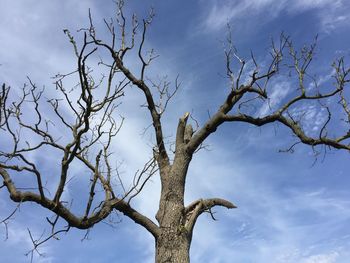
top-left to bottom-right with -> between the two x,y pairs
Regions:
1,0 -> 350,262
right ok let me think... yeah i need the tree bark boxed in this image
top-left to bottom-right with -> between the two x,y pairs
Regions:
155,143 -> 192,263
155,232 -> 191,263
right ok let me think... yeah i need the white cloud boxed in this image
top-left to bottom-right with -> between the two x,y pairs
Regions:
258,80 -> 291,116
301,251 -> 339,263
1,1 -> 350,262
1,220 -> 56,263
289,103 -> 328,135
201,0 -> 349,33
183,136 -> 350,262
307,69 -> 335,91
203,0 -> 280,32
278,250 -> 340,263
320,13 -> 350,34
291,0 -> 342,11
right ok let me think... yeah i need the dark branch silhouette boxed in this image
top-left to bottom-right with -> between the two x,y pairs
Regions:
1,1 -> 349,262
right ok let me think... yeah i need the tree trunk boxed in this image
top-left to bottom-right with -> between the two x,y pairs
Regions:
155,147 -> 192,263
155,229 -> 191,263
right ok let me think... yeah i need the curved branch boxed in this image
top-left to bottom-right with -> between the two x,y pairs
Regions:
223,113 -> 350,150
112,200 -> 159,238
92,39 -> 169,168
184,198 -> 236,234
186,84 -> 266,154
0,167 -> 159,238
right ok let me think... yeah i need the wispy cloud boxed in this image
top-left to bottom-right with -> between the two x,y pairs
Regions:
258,80 -> 291,116
300,252 -> 339,263
278,250 -> 340,263
184,140 -> 350,262
0,217 -> 56,263
1,0 -> 349,262
288,103 -> 328,135
201,0 -> 349,33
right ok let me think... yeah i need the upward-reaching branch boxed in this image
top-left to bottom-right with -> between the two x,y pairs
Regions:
1,2 -> 350,261
186,34 -> 350,155
0,3 -> 164,250
87,6 -> 170,169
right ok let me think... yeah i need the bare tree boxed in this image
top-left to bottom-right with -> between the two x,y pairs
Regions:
1,2 -> 349,262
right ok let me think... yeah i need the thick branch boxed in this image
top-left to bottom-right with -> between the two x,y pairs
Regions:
187,85 -> 266,154
90,31 -> 170,169
175,112 -> 190,148
1,167 -> 159,237
184,198 -> 236,233
223,113 -> 350,150
112,200 -> 159,238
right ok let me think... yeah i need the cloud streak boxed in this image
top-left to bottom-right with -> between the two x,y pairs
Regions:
202,0 -> 349,33
1,0 -> 350,262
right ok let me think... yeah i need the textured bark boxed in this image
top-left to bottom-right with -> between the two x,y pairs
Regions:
153,114 -> 237,262
155,135 -> 192,262
1,3 -> 349,262
156,232 -> 191,263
